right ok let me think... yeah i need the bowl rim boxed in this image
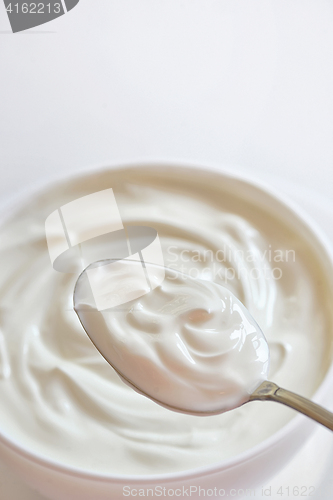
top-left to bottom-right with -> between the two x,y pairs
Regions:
1,160 -> 333,483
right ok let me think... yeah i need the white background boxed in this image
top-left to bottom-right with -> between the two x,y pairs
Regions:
1,1 -> 333,202
0,1 -> 333,499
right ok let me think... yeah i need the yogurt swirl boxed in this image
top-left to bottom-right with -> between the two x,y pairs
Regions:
0,166 -> 331,475
74,263 -> 270,414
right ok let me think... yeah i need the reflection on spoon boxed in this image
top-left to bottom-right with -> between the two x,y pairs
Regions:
73,260 -> 333,431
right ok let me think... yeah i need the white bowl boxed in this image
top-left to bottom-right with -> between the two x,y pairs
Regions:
0,163 -> 333,500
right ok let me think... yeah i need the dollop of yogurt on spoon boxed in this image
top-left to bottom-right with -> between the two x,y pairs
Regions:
74,262 -> 270,415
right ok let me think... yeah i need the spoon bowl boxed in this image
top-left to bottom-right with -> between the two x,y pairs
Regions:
74,258 -> 333,430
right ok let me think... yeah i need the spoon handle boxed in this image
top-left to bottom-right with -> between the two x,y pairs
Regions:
250,380 -> 333,431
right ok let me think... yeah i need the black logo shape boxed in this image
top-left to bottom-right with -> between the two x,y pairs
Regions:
3,0 -> 80,33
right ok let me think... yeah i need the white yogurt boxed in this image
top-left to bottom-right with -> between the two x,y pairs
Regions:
0,167 -> 331,475
74,263 -> 270,414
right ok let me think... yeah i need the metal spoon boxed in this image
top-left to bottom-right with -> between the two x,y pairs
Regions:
249,380 -> 333,431
73,260 -> 333,432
